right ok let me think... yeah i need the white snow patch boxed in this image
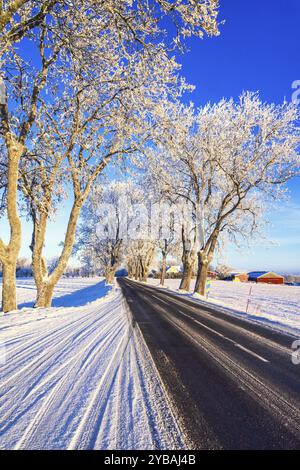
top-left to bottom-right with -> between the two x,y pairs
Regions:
148,279 -> 300,336
0,278 -> 184,450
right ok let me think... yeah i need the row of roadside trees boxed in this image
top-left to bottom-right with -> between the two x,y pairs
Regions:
1,1 -> 299,310
77,95 -> 300,295
0,0 -> 221,312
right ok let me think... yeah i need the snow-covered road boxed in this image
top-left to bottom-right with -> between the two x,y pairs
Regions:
0,279 -> 183,450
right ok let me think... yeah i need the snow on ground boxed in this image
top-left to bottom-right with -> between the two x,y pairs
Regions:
0,277 -> 112,311
0,278 -> 184,450
148,278 -> 300,336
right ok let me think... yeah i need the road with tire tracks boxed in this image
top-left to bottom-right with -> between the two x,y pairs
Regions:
119,278 -> 300,450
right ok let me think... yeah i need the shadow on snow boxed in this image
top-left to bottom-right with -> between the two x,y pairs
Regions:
18,280 -> 111,310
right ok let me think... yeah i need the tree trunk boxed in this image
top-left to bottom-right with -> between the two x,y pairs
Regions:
105,268 -> 115,284
35,282 -> 55,308
140,258 -> 146,282
127,266 -> 133,279
32,200 -> 83,308
194,253 -> 209,296
0,140 -> 23,312
141,259 -> 151,282
30,212 -> 49,295
179,248 -> 195,292
160,253 -> 167,286
0,50 -> 51,312
1,260 -> 17,312
179,260 -> 193,291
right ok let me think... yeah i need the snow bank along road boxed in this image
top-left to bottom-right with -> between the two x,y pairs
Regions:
119,278 -> 300,450
0,279 -> 183,450
148,278 -> 300,336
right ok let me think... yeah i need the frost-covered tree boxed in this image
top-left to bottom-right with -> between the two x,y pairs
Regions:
149,93 -> 300,295
119,185 -> 156,282
0,15 -> 64,311
145,103 -> 198,291
16,256 -> 32,277
0,0 -> 220,311
0,1 -> 220,49
143,166 -> 182,286
193,93 -> 300,295
79,249 -> 98,278
155,205 -> 181,286
0,1 -> 57,52
24,46 -> 184,306
126,240 -> 156,282
77,181 -> 142,284
215,264 -> 233,280
0,1 -> 117,310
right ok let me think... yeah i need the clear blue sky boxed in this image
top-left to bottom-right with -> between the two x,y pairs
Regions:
0,0 -> 299,273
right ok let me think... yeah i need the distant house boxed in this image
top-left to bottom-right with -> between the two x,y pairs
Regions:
233,272 -> 249,283
225,272 -> 249,282
248,271 -> 285,285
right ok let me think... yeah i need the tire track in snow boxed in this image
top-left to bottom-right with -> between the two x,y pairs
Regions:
2,296 -> 114,372
0,303 -> 124,437
67,320 -> 132,449
0,300 -> 117,391
14,314 -> 126,449
0,282 -> 184,450
0,295 -> 119,423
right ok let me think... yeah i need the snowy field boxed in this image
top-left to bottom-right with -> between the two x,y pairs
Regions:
148,279 -> 300,336
0,278 -> 183,450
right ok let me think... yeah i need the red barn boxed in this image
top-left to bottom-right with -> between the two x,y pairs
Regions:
248,271 -> 285,285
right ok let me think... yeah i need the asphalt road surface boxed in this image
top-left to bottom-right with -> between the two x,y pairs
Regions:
119,278 -> 300,450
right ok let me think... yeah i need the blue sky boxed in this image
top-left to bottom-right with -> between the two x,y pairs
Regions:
0,0 -> 299,273
179,0 -> 300,273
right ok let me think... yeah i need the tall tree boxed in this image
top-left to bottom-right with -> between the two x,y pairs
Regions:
0,17 -> 61,311
77,181 -> 142,284
126,240 -> 156,282
145,102 -> 198,291
0,1 -> 110,310
22,39 -> 184,307
143,167 -> 182,286
193,93 -> 300,295
149,94 -> 300,296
